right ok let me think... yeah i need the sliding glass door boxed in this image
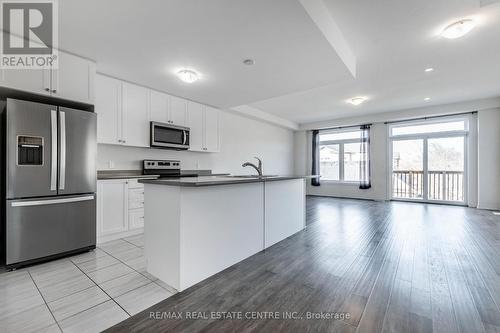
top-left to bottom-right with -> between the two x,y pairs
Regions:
390,118 -> 468,205
427,137 -> 465,202
392,139 -> 424,200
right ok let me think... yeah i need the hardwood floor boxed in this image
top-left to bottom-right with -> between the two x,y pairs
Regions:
106,196 -> 500,333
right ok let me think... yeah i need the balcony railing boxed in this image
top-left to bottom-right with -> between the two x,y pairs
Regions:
392,170 -> 464,202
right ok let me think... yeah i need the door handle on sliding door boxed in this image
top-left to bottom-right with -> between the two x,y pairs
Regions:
59,111 -> 66,190
50,110 -> 57,191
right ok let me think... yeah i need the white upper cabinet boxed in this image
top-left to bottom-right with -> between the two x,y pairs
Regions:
51,51 -> 96,104
187,101 -> 204,152
149,90 -> 169,124
187,103 -> 220,152
1,68 -> 50,96
170,95 -> 187,126
0,51 -> 95,104
122,82 -> 150,147
95,74 -> 122,145
95,74 -> 219,153
204,106 -> 220,152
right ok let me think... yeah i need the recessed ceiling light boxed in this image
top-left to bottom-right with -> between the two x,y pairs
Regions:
243,59 -> 255,65
424,97 -> 431,101
425,68 -> 434,72
441,19 -> 475,39
347,97 -> 367,106
177,69 -> 199,83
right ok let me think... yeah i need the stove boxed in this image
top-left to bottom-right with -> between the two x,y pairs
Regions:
142,159 -> 198,178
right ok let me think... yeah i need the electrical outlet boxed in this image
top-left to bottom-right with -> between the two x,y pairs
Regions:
108,160 -> 115,169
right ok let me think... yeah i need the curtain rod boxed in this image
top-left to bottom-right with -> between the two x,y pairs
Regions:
384,111 -> 477,125
316,123 -> 372,131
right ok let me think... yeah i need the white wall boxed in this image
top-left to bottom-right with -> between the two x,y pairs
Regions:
98,110 -> 295,175
294,99 -> 500,208
477,108 -> 500,210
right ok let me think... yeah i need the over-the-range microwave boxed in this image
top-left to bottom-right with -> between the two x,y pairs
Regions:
150,121 -> 190,150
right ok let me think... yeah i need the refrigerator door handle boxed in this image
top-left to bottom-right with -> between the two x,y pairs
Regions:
59,111 -> 66,190
50,110 -> 57,191
11,195 -> 95,207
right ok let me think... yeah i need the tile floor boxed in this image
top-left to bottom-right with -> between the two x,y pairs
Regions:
0,234 -> 176,333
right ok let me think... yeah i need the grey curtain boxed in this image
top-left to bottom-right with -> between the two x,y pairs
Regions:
359,125 -> 371,189
311,130 -> 320,186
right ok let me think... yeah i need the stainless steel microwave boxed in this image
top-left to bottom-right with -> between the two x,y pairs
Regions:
150,121 -> 190,150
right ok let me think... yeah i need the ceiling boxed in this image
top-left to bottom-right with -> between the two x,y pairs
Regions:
59,0 -> 500,125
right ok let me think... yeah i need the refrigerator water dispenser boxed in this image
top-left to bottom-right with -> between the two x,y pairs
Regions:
17,136 -> 43,165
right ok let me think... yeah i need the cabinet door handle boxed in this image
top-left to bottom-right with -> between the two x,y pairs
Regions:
44,88 -> 50,92
52,89 -> 57,93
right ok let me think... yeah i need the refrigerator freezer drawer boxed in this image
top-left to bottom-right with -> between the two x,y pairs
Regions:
6,195 -> 96,266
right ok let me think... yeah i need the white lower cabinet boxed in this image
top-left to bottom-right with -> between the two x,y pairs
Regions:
129,209 -> 145,230
97,179 -> 146,243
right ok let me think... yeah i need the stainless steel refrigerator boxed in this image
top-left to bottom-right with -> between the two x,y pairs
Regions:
4,98 -> 96,268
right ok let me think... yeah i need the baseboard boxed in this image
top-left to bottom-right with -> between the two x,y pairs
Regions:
306,194 -> 378,202
97,228 -> 143,244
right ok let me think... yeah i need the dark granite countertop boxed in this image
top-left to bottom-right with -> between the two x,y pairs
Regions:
97,170 -> 159,180
97,170 -> 230,180
138,175 -> 317,187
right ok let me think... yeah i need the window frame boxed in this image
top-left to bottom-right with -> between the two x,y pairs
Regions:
318,128 -> 365,183
388,116 -> 469,139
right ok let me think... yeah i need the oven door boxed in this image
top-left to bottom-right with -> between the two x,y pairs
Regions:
150,122 -> 190,149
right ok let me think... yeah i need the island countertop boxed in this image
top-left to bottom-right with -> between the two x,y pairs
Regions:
138,175 -> 317,187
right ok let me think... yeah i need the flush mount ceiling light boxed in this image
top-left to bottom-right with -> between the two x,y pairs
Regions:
347,97 -> 367,106
177,69 -> 199,83
425,67 -> 434,72
441,19 -> 475,39
243,59 -> 255,65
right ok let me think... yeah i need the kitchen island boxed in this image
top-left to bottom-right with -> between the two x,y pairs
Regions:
139,176 -> 308,291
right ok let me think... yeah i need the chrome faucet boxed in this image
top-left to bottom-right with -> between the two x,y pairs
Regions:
242,157 -> 263,176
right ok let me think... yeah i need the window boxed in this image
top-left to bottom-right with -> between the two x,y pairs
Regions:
319,144 -> 339,180
319,129 -> 366,182
390,119 -> 467,137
